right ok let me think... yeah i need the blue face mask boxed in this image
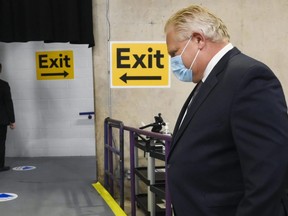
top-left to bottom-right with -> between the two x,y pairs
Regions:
171,37 -> 200,82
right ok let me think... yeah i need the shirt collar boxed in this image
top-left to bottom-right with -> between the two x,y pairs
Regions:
202,43 -> 234,82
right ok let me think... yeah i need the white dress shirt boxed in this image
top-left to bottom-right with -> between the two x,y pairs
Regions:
202,43 -> 234,82
179,43 -> 234,129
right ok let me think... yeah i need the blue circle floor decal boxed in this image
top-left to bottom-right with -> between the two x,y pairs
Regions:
12,166 -> 36,171
0,193 -> 18,202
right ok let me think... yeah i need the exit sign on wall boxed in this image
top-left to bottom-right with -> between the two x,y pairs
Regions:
36,50 -> 74,80
110,41 -> 170,88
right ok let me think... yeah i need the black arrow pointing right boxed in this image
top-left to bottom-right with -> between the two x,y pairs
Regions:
41,71 -> 69,78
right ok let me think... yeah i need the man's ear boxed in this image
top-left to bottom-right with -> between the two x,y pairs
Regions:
192,32 -> 206,50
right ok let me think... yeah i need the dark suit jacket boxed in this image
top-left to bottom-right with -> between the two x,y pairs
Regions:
167,47 -> 288,216
0,79 -> 15,126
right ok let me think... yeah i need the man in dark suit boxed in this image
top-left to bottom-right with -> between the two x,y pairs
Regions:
0,63 -> 15,172
165,5 -> 288,216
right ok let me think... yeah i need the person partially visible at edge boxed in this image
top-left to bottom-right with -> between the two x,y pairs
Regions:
165,4 -> 288,216
0,63 -> 16,172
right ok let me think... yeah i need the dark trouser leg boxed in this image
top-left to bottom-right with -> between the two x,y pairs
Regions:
0,125 -> 7,168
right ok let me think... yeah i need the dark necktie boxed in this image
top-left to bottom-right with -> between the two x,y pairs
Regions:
187,81 -> 203,110
179,81 -> 203,129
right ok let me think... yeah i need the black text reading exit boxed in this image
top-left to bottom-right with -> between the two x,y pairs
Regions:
117,48 -> 165,69
38,54 -> 72,68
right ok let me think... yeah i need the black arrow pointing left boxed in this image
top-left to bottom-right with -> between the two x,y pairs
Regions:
41,71 -> 69,78
120,73 -> 162,83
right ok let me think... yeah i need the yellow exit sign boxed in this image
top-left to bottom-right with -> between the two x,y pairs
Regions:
110,42 -> 170,88
36,50 -> 74,80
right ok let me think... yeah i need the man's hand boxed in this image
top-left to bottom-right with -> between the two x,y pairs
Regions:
9,122 -> 16,129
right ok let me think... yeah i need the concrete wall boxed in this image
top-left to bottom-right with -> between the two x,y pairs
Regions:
92,0 -> 288,182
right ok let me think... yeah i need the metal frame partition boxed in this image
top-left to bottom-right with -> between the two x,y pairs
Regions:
104,118 -> 172,216
125,125 -> 172,216
104,117 -> 125,209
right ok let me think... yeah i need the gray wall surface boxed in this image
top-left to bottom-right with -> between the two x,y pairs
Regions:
92,0 -> 288,181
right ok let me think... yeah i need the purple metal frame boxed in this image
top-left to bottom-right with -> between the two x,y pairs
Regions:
104,117 -> 125,209
104,118 -> 172,216
125,126 -> 172,216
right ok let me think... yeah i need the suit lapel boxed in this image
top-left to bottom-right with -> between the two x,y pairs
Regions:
169,47 -> 241,158
172,76 -> 218,145
171,85 -> 198,137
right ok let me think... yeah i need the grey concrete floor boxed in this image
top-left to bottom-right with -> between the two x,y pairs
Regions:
0,156 -> 114,216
